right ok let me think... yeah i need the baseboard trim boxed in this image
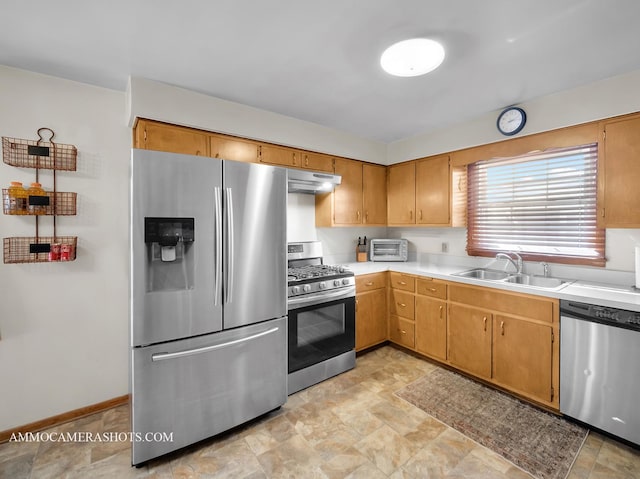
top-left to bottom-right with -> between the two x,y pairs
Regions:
0,394 -> 129,444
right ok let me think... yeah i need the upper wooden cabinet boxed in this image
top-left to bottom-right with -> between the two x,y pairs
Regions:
210,134 -> 259,162
600,113 -> 640,227
259,145 -> 335,173
134,119 -> 209,156
259,143 -> 298,168
362,164 -> 387,225
416,155 -> 450,225
300,151 -> 334,172
388,155 -> 452,226
316,158 -> 387,226
332,158 -> 363,224
387,162 -> 416,224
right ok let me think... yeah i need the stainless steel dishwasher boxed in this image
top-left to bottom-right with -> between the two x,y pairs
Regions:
560,300 -> 640,445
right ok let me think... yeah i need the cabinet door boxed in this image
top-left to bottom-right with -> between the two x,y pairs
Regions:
210,134 -> 258,162
416,155 -> 450,225
362,164 -> 387,225
136,120 -> 209,156
493,315 -> 553,403
387,162 -> 416,224
356,288 -> 387,351
301,151 -> 334,172
333,158 -> 363,225
259,144 -> 298,167
602,114 -> 640,227
448,304 -> 492,379
389,315 -> 415,349
415,296 -> 447,361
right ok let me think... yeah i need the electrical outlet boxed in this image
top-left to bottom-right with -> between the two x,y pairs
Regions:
441,242 -> 449,253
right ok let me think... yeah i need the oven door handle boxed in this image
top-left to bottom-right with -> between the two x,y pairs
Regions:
288,286 -> 355,310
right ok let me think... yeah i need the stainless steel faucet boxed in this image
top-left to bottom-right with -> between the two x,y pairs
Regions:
495,252 -> 523,274
540,262 -> 549,277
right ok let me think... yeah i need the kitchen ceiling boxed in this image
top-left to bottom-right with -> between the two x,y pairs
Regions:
2,1 -> 640,143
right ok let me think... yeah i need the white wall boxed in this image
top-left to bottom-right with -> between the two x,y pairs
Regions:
388,69 -> 640,163
127,77 -> 386,165
0,66 -> 131,431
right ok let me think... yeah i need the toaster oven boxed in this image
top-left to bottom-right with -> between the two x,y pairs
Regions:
369,239 -> 408,262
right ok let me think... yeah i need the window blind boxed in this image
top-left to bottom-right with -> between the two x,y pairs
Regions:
467,143 -> 605,266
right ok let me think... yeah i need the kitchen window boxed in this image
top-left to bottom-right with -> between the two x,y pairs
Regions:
467,143 -> 605,266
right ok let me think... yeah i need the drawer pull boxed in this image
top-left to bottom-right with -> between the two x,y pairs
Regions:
429,287 -> 437,292
397,302 -> 406,308
398,281 -> 407,286
400,329 -> 406,334
365,281 -> 374,286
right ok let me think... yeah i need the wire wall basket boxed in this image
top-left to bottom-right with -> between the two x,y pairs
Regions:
3,236 -> 77,264
2,128 -> 77,171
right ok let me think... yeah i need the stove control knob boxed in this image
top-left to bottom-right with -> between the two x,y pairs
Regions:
334,279 -> 341,286
319,281 -> 327,289
292,286 -> 300,295
303,284 -> 312,292
342,278 -> 350,285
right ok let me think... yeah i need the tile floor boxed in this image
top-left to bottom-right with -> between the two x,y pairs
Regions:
1,345 -> 639,478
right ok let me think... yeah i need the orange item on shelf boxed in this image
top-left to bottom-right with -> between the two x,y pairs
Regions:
7,181 -> 28,214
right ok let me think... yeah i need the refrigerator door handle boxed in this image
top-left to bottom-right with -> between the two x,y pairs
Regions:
151,326 -> 280,362
214,187 -> 223,306
225,187 -> 234,304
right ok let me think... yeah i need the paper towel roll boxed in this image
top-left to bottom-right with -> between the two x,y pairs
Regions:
635,246 -> 640,289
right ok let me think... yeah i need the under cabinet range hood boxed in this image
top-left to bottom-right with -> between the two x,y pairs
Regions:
287,168 -> 341,194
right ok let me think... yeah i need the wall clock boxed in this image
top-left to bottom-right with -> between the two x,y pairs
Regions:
497,107 -> 526,136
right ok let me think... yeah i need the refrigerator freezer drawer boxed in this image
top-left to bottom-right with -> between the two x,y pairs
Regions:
131,317 -> 287,465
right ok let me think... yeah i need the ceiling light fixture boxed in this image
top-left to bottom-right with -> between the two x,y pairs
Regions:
380,38 -> 445,77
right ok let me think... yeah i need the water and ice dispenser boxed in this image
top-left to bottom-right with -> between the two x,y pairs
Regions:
144,217 -> 195,292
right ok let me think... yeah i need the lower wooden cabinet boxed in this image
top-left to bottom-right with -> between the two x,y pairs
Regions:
355,273 -> 387,351
415,295 -> 447,361
354,271 -> 559,410
492,314 -> 554,404
389,314 -> 415,349
448,303 -> 492,380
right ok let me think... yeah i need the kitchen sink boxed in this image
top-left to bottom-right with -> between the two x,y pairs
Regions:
502,274 -> 568,289
452,268 -> 571,290
453,269 -> 511,280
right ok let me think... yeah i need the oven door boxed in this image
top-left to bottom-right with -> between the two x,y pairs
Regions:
287,287 -> 355,374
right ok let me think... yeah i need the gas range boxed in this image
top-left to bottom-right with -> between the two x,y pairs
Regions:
287,242 -> 355,299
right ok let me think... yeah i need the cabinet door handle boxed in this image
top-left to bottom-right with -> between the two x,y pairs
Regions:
304,155 -> 309,167
439,305 -> 443,319
483,316 -> 487,332
355,298 -> 358,312
419,209 -> 423,220
365,211 -> 369,223
356,210 -> 361,220
409,210 -> 413,220
501,321 -> 505,336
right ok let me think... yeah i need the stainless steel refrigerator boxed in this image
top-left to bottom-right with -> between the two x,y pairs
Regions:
130,148 -> 287,465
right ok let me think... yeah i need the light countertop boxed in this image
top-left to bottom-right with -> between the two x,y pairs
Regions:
344,261 -> 640,312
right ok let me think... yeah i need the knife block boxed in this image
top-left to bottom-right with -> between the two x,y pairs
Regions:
356,250 -> 367,262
